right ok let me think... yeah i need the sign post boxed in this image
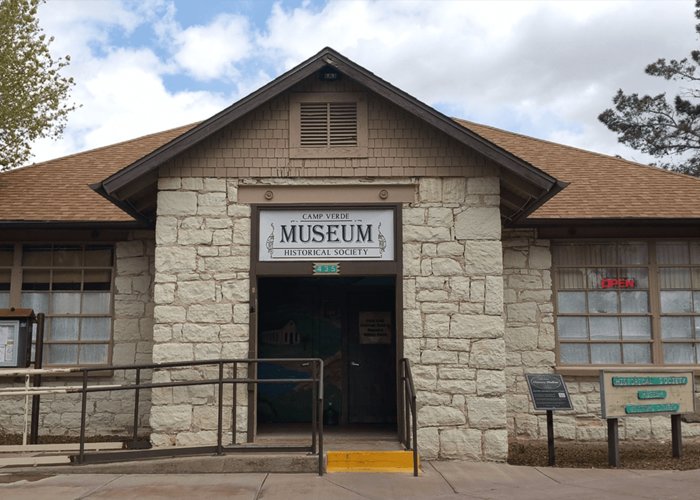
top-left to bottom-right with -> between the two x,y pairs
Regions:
600,371 -> 695,466
525,373 -> 573,466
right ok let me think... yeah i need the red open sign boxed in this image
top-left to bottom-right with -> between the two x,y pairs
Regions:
600,278 -> 635,289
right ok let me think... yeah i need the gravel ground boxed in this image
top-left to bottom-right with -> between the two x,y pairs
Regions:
508,440 -> 700,470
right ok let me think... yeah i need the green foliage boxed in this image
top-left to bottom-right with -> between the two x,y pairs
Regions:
0,0 -> 76,170
598,1 -> 700,177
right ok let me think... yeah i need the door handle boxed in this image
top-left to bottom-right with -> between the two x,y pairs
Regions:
350,361 -> 360,367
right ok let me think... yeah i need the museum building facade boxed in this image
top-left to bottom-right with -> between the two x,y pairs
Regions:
2,48 -> 700,461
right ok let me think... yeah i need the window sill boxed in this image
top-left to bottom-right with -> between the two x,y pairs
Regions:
556,366 -> 700,377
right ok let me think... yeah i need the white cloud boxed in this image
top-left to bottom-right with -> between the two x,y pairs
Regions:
25,0 -> 699,169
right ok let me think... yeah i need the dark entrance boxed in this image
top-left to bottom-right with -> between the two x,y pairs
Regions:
256,277 -> 397,427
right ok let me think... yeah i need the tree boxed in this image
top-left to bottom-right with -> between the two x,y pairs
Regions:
0,0 -> 76,171
599,1 -> 700,177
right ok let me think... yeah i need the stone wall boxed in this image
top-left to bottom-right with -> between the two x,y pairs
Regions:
503,229 -> 700,443
0,232 -> 155,437
404,176 -> 507,461
150,177 -> 250,446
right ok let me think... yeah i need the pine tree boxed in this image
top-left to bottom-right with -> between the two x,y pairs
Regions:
599,1 -> 700,176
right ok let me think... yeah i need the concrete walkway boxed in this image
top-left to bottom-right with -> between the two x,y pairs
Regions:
1,461 -> 699,499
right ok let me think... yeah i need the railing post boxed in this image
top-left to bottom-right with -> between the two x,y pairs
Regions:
217,361 -> 224,455
232,361 -> 237,445
79,370 -> 88,464
318,359 -> 324,476
131,368 -> 140,448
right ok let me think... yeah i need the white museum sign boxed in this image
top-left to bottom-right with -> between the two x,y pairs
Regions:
259,208 -> 394,261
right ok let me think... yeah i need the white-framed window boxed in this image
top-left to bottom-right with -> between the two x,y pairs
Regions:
18,244 -> 114,366
553,240 -> 700,366
289,92 -> 368,158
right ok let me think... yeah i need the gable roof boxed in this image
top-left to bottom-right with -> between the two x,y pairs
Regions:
0,123 -> 196,226
93,47 -> 562,224
457,120 -> 700,222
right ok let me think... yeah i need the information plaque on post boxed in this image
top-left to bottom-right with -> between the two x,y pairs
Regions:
525,373 -> 573,466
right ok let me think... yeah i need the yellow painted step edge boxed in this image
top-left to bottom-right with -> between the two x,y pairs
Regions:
326,450 -> 419,473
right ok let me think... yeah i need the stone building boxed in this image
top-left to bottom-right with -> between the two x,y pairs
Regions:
2,48 -> 700,461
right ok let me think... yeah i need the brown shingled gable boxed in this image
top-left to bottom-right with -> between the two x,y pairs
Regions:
457,119 -> 700,221
0,123 -> 196,224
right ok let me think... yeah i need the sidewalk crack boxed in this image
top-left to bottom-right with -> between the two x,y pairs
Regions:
254,472 -> 270,500
76,474 -> 124,499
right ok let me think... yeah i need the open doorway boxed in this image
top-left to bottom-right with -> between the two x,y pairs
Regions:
256,276 -> 397,431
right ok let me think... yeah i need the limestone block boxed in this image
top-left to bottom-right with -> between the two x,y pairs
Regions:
116,240 -> 145,258
650,416 -> 672,438
439,428 -> 482,460
484,276 -> 503,316
182,324 -> 220,343
483,429 -> 508,461
112,343 -> 137,364
427,207 -> 453,226
521,351 -> 555,368
403,309 -> 423,338
467,397 -> 506,429
220,324 -> 249,341
233,303 -> 249,324
117,256 -> 150,276
153,343 -> 194,362
437,242 -> 464,256
419,178 -> 442,202
158,177 -> 181,190
213,229 -> 233,245
194,343 -> 222,360
221,279 -> 249,301
233,218 -> 251,245
157,191 -> 197,216
437,339 -> 471,352
152,324 -> 173,342
417,289 -> 449,303
450,315 -> 504,339
553,423 -> 576,440
529,246 -> 551,270
198,192 -> 227,213
442,178 -> 467,203
150,405 -> 192,432
177,280 -> 216,304
113,318 -> 140,340
506,274 -> 543,290
402,207 -> 426,225
477,370 -> 506,396
503,248 -> 527,268
154,305 -> 186,323
576,425 -> 606,441
412,365 -> 438,390
449,277 -> 470,300
467,177 -> 499,195
221,341 -> 249,359
420,302 -> 458,314
417,391 -> 453,406
201,178 -> 226,192
403,243 -> 422,276
470,338 -> 506,369
176,431 -> 218,446
417,427 -> 439,460
177,229 -> 213,245
187,304 -> 233,323
520,289 -> 552,302
181,178 -> 203,190
455,207 -> 501,241
422,243 -> 437,257
436,379 -> 477,395
155,246 -> 197,273
227,204 -> 250,218
624,418 -> 652,440
204,256 -> 249,273
464,241 -> 503,274
431,258 -> 463,276
403,225 -> 451,243
506,303 -> 537,324
514,414 -> 540,437
504,326 -> 538,351
423,314 -> 450,338
418,406 -> 466,426
154,283 -> 176,304
421,350 -> 458,364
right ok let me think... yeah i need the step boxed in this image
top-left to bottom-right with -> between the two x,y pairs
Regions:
326,450 -> 418,473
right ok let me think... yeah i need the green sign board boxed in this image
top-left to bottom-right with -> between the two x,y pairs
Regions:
625,403 -> 680,414
637,390 -> 667,400
312,263 -> 340,275
601,371 -> 695,418
612,376 -> 688,387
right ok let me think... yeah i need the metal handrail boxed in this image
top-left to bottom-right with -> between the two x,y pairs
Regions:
9,358 -> 325,475
399,358 -> 418,476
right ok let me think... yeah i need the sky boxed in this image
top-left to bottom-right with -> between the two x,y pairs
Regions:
28,0 -> 697,166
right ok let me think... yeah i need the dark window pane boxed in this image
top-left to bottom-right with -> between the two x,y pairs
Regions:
84,245 -> 113,267
587,245 -> 616,265
657,242 -> 689,264
0,269 -> 10,290
0,245 -> 13,266
619,243 -> 648,265
552,245 -> 586,266
83,270 -> 111,291
53,245 -> 82,267
22,245 -> 52,266
557,269 -> 585,289
52,270 -> 81,290
22,270 -> 50,290
660,268 -> 691,289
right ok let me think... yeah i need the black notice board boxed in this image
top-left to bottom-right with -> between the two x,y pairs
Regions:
526,373 -> 573,411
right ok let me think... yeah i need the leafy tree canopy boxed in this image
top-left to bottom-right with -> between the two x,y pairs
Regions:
0,0 -> 76,171
599,1 -> 700,177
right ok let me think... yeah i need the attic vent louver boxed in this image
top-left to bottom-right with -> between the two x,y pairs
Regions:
300,102 -> 358,147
